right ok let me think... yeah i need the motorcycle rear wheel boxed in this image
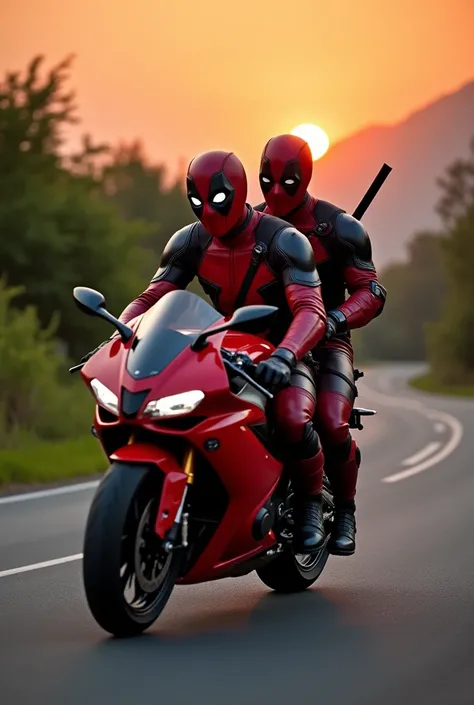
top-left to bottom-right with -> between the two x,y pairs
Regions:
82,462 -> 182,637
256,480 -> 334,593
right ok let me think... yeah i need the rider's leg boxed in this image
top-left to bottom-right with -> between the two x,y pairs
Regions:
271,362 -> 326,554
313,340 -> 358,556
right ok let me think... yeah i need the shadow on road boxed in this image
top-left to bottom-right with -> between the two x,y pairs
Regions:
57,587 -> 381,705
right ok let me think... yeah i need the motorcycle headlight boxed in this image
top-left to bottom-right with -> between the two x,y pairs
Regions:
90,378 -> 119,415
143,390 -> 205,418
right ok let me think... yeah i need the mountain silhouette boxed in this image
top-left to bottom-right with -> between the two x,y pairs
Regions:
302,80 -> 474,266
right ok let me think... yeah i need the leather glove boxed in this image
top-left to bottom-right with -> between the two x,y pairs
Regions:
325,317 -> 338,340
325,310 -> 348,340
253,348 -> 296,390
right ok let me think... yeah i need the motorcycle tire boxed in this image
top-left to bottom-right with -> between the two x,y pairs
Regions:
82,462 -> 182,637
256,483 -> 333,593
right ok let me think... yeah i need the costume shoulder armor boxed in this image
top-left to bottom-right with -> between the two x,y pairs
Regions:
158,224 -> 197,268
334,213 -> 372,260
253,212 -> 290,247
270,226 -> 320,287
312,199 -> 345,234
275,227 -> 316,272
151,223 -> 209,284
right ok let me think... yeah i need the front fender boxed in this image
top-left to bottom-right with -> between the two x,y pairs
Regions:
110,442 -> 188,539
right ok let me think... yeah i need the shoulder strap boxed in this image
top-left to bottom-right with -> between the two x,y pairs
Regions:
233,215 -> 286,310
312,199 -> 345,236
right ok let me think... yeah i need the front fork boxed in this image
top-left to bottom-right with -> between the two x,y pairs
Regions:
156,446 -> 195,554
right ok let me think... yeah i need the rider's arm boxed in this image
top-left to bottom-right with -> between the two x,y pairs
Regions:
272,228 -> 327,361
329,214 -> 387,333
119,224 -> 202,324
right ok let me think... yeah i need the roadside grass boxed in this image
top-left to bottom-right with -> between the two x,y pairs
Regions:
0,435 -> 106,488
410,372 -> 474,398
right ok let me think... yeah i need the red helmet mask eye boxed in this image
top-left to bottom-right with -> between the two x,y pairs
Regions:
259,135 -> 313,217
186,151 -> 247,238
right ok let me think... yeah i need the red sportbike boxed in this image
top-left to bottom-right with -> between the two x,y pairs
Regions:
71,286 -> 375,637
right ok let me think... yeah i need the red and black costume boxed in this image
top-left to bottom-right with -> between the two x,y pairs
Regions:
117,150 -> 328,553
256,134 -> 387,555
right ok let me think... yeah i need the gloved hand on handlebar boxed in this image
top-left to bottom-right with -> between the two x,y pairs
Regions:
253,348 -> 296,390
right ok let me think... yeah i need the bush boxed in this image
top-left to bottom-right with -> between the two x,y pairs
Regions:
410,372 -> 474,397
0,435 -> 106,486
0,280 -> 93,448
427,204 -> 474,384
356,232 -> 446,361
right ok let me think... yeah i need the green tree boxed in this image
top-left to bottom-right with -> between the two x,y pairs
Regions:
436,137 -> 474,228
427,137 -> 474,384
102,141 -> 192,257
0,56 -> 150,359
101,141 -> 209,301
354,231 -> 446,361
0,280 -> 91,448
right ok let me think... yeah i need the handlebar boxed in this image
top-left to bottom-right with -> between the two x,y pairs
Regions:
220,349 -> 274,401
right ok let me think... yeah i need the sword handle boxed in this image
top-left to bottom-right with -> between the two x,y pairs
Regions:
352,163 -> 392,221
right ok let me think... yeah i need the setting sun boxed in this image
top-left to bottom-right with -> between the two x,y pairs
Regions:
290,124 -> 330,161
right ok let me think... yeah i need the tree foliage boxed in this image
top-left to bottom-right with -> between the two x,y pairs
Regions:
436,137 -> 474,229
0,55 -> 151,359
354,232 -> 446,361
0,280 -> 91,447
101,140 -> 192,254
101,140 -> 208,299
0,54 -> 197,450
427,142 -> 474,383
356,135 -> 474,379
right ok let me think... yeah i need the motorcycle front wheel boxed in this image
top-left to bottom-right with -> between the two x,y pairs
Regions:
82,462 -> 182,637
256,478 -> 334,593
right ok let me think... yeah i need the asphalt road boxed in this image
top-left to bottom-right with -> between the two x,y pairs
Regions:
1,363 -> 473,705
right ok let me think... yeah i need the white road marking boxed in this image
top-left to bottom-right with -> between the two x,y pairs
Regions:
0,480 -> 99,505
360,382 -> 464,484
401,442 -> 442,467
0,554 -> 83,579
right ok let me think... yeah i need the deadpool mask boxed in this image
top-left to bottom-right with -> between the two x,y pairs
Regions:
259,134 -> 313,217
186,151 -> 248,238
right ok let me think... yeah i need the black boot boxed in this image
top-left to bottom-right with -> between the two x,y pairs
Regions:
328,503 -> 356,556
292,494 -> 326,554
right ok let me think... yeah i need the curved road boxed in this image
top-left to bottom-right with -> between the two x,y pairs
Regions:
1,363 -> 473,705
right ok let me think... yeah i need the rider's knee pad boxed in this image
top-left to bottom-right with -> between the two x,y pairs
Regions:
297,421 -> 321,459
324,435 -> 353,466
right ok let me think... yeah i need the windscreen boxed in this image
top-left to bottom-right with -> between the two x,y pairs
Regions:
126,290 -> 222,380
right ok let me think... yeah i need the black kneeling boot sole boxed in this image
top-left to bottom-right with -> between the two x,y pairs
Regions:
292,497 -> 326,555
328,507 -> 356,556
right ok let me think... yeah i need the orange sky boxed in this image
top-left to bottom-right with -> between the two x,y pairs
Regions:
2,0 -> 474,187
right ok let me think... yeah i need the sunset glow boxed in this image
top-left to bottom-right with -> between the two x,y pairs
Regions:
1,0 -> 473,202
291,124 -> 330,161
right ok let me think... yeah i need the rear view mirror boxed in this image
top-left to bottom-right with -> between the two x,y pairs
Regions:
191,305 -> 278,351
227,305 -> 279,331
73,287 -> 106,315
73,286 -> 133,343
